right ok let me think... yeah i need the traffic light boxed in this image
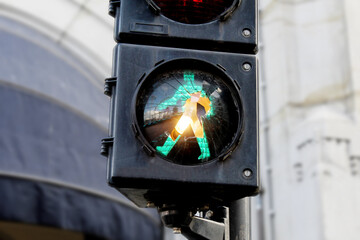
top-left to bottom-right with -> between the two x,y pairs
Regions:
109,0 -> 257,53
103,0 -> 258,213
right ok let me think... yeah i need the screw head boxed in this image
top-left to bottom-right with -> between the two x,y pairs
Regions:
242,63 -> 252,71
242,28 -> 252,38
243,169 -> 253,178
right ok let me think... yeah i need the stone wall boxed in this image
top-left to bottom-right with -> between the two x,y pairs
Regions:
254,0 -> 360,239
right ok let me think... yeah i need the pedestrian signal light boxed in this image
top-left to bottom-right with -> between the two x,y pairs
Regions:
133,59 -> 243,165
102,44 -> 258,208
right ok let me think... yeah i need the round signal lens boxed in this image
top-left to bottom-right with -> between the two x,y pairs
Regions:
151,0 -> 236,24
134,59 -> 243,165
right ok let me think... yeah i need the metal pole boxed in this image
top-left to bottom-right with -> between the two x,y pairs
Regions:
229,197 -> 251,240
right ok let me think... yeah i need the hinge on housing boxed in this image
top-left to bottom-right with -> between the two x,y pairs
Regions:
104,77 -> 117,97
101,137 -> 114,157
108,0 -> 121,17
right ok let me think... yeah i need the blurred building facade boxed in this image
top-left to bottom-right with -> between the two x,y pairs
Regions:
1,0 -> 359,240
253,0 -> 360,240
0,0 -> 162,239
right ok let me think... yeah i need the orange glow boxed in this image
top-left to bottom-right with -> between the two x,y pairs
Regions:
171,92 -> 211,139
175,115 -> 192,134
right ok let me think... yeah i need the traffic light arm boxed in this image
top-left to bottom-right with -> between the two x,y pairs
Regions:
177,206 -> 230,240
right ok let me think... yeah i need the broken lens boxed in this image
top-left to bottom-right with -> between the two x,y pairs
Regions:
135,60 -> 242,165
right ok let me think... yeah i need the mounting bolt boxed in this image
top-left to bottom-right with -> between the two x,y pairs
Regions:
242,28 -> 252,38
242,63 -> 252,71
243,169 -> 253,178
205,210 -> 214,219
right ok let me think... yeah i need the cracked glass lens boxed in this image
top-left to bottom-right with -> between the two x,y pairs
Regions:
136,66 -> 241,165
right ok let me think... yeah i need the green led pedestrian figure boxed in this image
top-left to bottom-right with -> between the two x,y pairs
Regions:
156,72 -> 212,160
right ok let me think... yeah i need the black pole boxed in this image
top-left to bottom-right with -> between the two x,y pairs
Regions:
229,197 -> 251,240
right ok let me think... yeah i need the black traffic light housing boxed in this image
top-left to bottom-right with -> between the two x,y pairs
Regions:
109,0 -> 257,54
104,44 -> 258,208
103,0 -> 259,212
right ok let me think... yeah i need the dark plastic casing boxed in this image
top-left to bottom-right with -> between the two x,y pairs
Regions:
110,0 -> 258,54
105,44 -> 259,208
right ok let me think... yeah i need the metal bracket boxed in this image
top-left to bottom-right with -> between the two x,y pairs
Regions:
108,0 -> 121,17
101,137 -> 114,157
181,198 -> 251,240
104,77 -> 117,97
182,208 -> 230,240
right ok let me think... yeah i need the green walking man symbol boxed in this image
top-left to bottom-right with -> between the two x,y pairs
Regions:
156,72 -> 212,160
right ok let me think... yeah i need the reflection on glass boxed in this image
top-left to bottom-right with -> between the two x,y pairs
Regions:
136,67 -> 241,165
152,0 -> 235,24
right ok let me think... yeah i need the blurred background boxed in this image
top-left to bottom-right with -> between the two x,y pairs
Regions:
0,0 -> 359,240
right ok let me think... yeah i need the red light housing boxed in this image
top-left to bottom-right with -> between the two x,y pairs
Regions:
150,0 -> 237,24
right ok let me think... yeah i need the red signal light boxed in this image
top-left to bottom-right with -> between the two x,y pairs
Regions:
151,0 -> 236,24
